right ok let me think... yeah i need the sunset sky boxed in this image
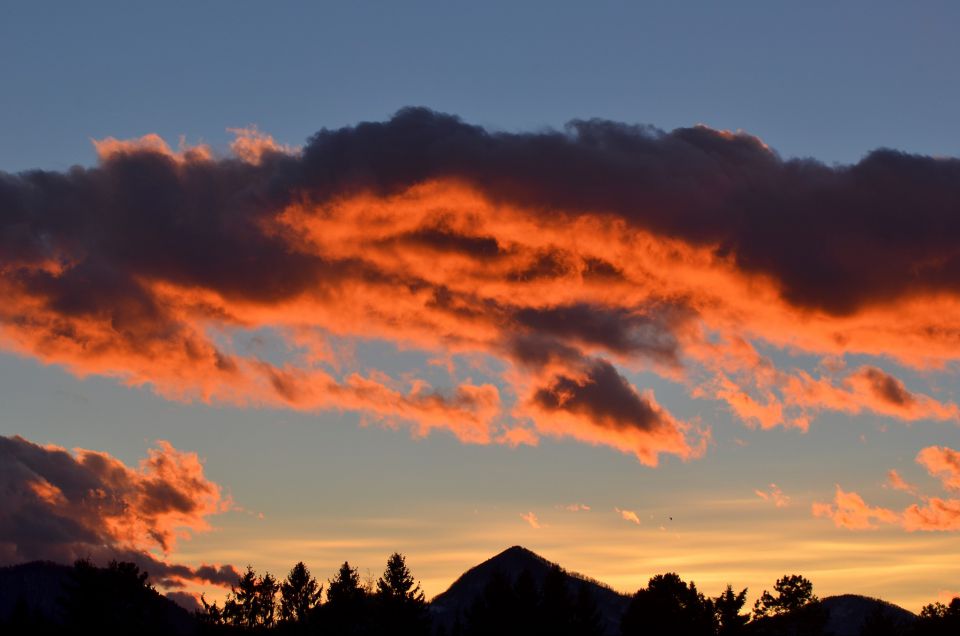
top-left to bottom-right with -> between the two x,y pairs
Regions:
2,1 -> 960,613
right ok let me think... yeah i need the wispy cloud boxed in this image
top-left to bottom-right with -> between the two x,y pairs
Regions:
520,511 -> 541,529
562,503 -> 591,512
886,469 -> 918,495
754,484 -> 790,508
815,445 -> 960,533
615,507 -> 641,525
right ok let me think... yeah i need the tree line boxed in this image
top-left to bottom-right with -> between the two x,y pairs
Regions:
198,553 -> 430,634
1,555 -> 959,635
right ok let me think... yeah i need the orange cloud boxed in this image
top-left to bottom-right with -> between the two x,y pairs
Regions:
754,483 -> 790,507
886,469 -> 918,495
228,126 -> 297,164
783,367 -> 959,423
520,512 -> 541,529
902,498 -> 960,531
615,507 -> 641,525
812,486 -> 898,530
917,446 -> 960,491
563,503 -> 591,512
816,447 -> 960,533
523,359 -> 707,466
93,133 -> 212,163
6,111 -> 960,472
0,434 -> 237,589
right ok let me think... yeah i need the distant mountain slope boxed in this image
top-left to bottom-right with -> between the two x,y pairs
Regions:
430,546 -> 630,635
0,560 -> 72,623
0,561 -> 197,634
822,594 -> 915,636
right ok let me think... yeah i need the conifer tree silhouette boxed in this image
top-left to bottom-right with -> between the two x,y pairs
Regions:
375,552 -> 429,635
223,566 -> 260,628
715,585 -> 749,636
280,561 -> 322,626
324,561 -> 370,635
221,565 -> 279,628
256,571 -> 280,628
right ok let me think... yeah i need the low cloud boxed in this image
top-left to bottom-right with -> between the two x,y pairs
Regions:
520,512 -> 541,529
527,358 -> 706,466
754,484 -> 790,508
615,507 -> 641,525
811,486 -> 898,530
0,435 -> 237,588
814,445 -> 960,533
886,469 -> 918,495
916,446 -> 960,491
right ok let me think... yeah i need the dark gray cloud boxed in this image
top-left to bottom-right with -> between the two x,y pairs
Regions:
5,107 -> 960,322
0,435 -> 238,588
532,359 -> 670,433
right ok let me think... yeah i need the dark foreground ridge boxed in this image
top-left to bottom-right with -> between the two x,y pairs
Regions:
2,546 -> 958,635
0,560 -> 196,635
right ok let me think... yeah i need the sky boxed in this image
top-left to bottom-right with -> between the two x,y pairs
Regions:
2,0 -> 960,613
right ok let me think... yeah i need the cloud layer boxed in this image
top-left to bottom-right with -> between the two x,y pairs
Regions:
3,109 -> 960,464
0,435 -> 237,588
814,445 -> 960,532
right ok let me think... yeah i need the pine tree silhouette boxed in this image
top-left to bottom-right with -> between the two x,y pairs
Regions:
324,561 -> 370,635
280,561 -> 322,626
715,585 -> 749,636
375,552 -> 430,636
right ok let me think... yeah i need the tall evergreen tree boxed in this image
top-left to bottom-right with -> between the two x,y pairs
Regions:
375,552 -> 430,635
324,561 -> 370,635
256,571 -> 280,628
280,561 -> 322,625
221,565 -> 279,628
223,566 -> 260,628
715,585 -> 749,636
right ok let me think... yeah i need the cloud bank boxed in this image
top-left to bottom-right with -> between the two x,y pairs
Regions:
3,109 -> 960,465
0,435 -> 237,588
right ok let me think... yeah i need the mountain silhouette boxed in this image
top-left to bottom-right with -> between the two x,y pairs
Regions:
430,545 -> 630,635
0,561 -> 197,634
821,594 -> 915,636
